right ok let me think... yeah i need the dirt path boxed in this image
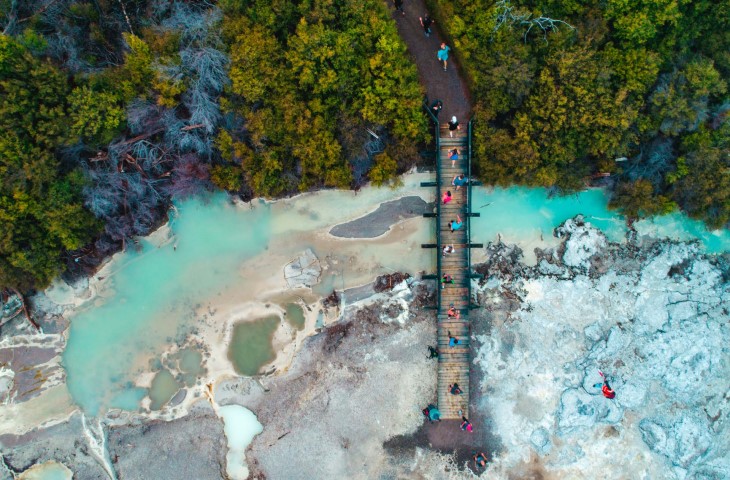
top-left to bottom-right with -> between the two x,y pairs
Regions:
389,0 -> 472,122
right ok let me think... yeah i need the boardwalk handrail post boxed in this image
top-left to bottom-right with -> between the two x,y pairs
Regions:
467,118 -> 474,309
423,98 -> 442,311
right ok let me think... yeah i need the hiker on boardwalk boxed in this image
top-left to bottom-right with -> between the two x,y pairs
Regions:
452,174 -> 469,191
473,452 -> 488,469
461,416 -> 473,432
420,13 -> 434,37
448,116 -> 460,137
442,190 -> 452,204
423,404 -> 441,422
441,273 -> 454,289
450,214 -> 463,232
427,345 -> 439,359
447,306 -> 460,319
448,148 -> 460,167
448,330 -> 460,346
392,0 -> 405,15
450,383 -> 462,395
442,244 -> 454,256
431,99 -> 443,117
437,43 -> 451,71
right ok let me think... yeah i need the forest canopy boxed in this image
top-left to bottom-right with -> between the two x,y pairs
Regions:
1,0 -> 729,292
428,0 -> 730,227
0,0 -> 426,290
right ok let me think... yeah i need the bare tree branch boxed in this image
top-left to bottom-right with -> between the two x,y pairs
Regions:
494,0 -> 575,43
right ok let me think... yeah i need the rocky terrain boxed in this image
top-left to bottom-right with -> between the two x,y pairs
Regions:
1,216 -> 728,479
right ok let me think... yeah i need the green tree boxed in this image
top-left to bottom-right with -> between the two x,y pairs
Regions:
68,86 -> 125,144
0,36 -> 98,290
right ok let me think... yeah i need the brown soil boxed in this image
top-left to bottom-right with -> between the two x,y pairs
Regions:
389,0 -> 473,121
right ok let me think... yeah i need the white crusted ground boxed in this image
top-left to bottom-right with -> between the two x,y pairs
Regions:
473,221 -> 729,479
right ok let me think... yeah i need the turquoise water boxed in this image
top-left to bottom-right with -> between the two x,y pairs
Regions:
60,182 -> 729,416
63,194 -> 271,414
470,186 -> 729,252
470,187 -> 628,245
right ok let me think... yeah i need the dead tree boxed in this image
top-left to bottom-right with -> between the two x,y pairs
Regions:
494,0 -> 575,43
8,288 -> 41,332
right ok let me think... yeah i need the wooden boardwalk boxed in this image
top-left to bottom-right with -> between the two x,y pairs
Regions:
422,114 -> 481,420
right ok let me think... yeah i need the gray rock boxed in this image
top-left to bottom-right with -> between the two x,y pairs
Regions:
639,416 -> 712,469
557,388 -> 623,435
329,196 -> 428,238
0,413 -> 107,480
108,401 -> 226,480
284,249 -> 322,289
530,427 -> 551,455
168,388 -> 187,407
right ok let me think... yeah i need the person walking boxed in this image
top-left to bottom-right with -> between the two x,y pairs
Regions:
427,345 -> 439,359
461,415 -> 473,432
450,383 -> 462,395
441,273 -> 454,289
448,148 -> 459,167
442,190 -> 452,204
448,116 -> 460,138
448,330 -> 460,346
473,452 -> 488,469
422,404 -> 441,422
393,0 -> 405,15
452,174 -> 469,191
437,43 -> 451,71
442,244 -> 454,256
430,99 -> 443,118
420,13 -> 434,37
450,214 -> 463,232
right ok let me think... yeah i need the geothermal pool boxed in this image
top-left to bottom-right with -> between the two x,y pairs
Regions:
60,175 -> 730,415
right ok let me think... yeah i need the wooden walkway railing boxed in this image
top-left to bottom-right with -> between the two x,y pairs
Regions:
421,103 -> 482,419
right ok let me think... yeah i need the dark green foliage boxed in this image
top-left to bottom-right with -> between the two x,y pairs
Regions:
0,36 -> 99,289
429,0 -> 730,228
222,0 -> 428,197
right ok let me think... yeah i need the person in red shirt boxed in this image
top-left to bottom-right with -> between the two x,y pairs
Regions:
602,380 -> 616,399
598,371 -> 616,399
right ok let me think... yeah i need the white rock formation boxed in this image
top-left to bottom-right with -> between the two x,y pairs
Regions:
474,220 -> 729,479
283,249 -> 322,289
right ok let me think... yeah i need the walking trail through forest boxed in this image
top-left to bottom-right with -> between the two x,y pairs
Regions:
390,0 -> 472,121
386,0 -> 497,470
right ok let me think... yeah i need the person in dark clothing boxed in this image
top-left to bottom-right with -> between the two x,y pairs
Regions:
473,451 -> 488,468
441,273 -> 454,289
430,99 -> 443,117
450,383 -> 462,395
448,116 -> 460,138
427,345 -> 439,359
420,14 -> 434,37
393,0 -> 405,15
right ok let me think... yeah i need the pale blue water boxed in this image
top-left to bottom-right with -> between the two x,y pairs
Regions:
470,186 -> 729,253
470,187 -> 628,245
17,461 -> 72,480
61,184 -> 729,415
63,194 -> 271,414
